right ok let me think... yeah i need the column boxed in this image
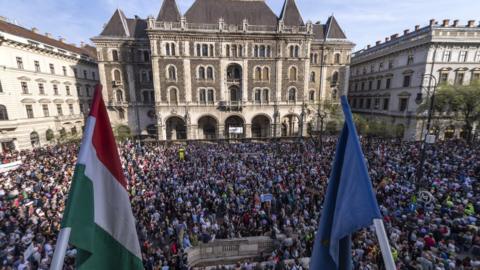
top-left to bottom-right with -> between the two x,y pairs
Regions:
276,60 -> 283,102
184,59 -> 192,102
245,124 -> 252,138
218,124 -> 225,139
220,59 -> 227,101
242,59 -> 248,103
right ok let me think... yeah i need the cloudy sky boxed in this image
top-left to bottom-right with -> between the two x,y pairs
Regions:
0,0 -> 479,51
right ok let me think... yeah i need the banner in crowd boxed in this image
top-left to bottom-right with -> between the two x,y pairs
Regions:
0,161 -> 22,173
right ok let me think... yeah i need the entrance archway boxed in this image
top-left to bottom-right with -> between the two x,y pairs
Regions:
166,116 -> 187,140
225,115 -> 245,139
30,131 -> 40,147
251,115 -> 271,138
281,114 -> 299,136
198,115 -> 218,139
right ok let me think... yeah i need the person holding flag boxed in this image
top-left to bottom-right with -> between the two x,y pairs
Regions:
50,85 -> 144,270
310,96 -> 395,270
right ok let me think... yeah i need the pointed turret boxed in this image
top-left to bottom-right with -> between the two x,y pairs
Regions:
279,0 -> 304,26
325,15 -> 347,39
157,0 -> 181,22
100,9 -> 130,37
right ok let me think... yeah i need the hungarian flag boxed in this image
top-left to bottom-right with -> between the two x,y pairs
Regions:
61,85 -> 143,269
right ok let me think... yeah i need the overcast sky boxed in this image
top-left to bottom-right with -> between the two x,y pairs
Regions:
0,0 -> 479,51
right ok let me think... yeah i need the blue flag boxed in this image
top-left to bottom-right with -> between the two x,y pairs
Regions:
310,96 -> 381,270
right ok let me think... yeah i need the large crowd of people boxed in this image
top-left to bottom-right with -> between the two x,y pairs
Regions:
0,138 -> 479,269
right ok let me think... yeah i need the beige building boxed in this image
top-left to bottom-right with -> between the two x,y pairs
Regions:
0,17 -> 98,151
349,19 -> 480,140
92,0 -> 354,140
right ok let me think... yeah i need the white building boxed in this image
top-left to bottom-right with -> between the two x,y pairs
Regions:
348,19 -> 480,140
0,17 -> 98,151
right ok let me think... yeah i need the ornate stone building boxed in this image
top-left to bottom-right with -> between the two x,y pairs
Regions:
349,19 -> 480,140
0,17 -> 98,151
92,0 -> 354,140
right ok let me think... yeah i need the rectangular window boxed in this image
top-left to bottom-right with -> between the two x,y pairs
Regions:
359,99 -> 364,109
83,70 -> 87,79
66,86 -> 71,96
403,75 -> 411,87
442,51 -> 451,62
399,98 -> 408,112
38,83 -> 45,95
386,78 -> 391,89
373,98 -> 380,109
255,90 -> 261,104
473,73 -> 480,82
16,57 -> 24,69
86,86 -> 90,97
26,105 -> 34,118
73,68 -> 78,78
62,66 -> 67,76
199,89 -> 206,104
49,63 -> 55,74
202,44 -> 208,57
407,55 -> 414,65
79,103 -> 84,113
21,82 -> 29,94
388,60 -> 394,70
455,73 -> 464,85
440,73 -> 449,84
42,104 -> 49,117
376,79 -> 382,89
352,99 -> 357,108
56,104 -> 63,116
34,61 -> 40,72
207,89 -> 214,104
366,98 -> 371,109
354,83 -> 358,91
379,62 -> 384,70
459,51 -> 467,62
368,81 -> 373,90
383,98 -> 389,110
68,104 -> 74,115
92,72 -> 96,80
361,82 -> 365,91
475,52 -> 480,62
53,85 -> 59,95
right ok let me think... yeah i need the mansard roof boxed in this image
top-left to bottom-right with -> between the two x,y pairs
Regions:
325,15 -> 347,39
157,0 -> 181,22
279,0 -> 304,26
184,0 -> 278,25
100,9 -> 147,38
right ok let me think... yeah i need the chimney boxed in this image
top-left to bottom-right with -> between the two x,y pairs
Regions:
390,33 -> 399,39
429,19 -> 436,26
415,25 -> 420,31
31,27 -> 38,33
442,19 -> 450,27
453,20 -> 459,27
404,29 -> 410,35
385,37 -> 390,42
467,20 -> 475,27
45,32 -> 52,38
376,40 -> 381,45
367,44 -> 371,49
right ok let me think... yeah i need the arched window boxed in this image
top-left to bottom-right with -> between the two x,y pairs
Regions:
207,66 -> 214,80
198,66 -> 206,80
116,89 -> 124,102
254,89 -> 261,104
226,44 -> 231,57
263,67 -> 269,81
289,66 -> 298,81
199,88 -> 206,104
289,45 -> 294,58
254,45 -> 259,57
262,89 -> 269,103
331,71 -> 339,85
260,45 -> 266,57
112,50 -> 119,61
168,66 -> 177,81
255,67 -> 262,81
113,69 -> 122,82
209,44 -> 214,57
294,46 -> 299,58
169,88 -> 178,104
196,44 -> 201,56
0,105 -> 8,120
334,53 -> 341,64
267,46 -> 271,57
166,43 -> 171,56
288,88 -> 296,102
30,131 -> 39,147
314,54 -> 318,64
239,45 -> 243,57
207,89 -> 214,104
309,90 -> 315,102
46,129 -> 54,141
171,43 -> 176,56
310,72 -> 315,82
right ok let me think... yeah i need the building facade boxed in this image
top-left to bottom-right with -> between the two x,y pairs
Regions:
0,17 -> 98,151
349,19 -> 480,140
92,0 -> 354,140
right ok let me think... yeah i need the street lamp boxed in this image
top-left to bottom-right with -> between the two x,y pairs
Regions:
317,111 -> 327,151
416,73 -> 438,188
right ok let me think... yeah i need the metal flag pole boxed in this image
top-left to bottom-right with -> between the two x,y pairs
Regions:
49,227 -> 71,270
373,219 -> 396,270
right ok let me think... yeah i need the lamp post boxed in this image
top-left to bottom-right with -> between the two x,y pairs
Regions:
317,110 -> 327,151
415,74 -> 438,187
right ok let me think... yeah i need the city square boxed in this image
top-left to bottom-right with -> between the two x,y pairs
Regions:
0,0 -> 479,269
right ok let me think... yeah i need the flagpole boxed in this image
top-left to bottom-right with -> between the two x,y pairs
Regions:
373,219 -> 396,270
50,227 -> 71,270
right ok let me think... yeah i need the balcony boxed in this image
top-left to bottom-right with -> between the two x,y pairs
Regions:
218,101 -> 243,112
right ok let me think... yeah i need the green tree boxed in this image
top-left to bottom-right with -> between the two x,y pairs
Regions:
421,80 -> 480,141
